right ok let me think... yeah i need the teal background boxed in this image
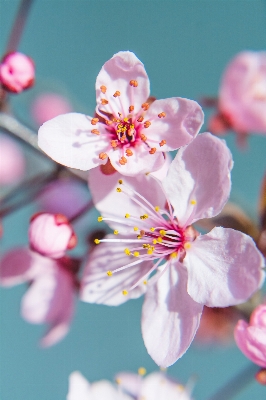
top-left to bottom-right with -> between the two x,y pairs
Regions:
0,1 -> 266,399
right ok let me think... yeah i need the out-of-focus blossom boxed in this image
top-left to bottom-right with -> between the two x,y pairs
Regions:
0,135 -> 25,185
29,213 -> 77,258
31,93 -> 73,126
208,51 -> 266,143
38,51 -> 204,177
0,52 -> 35,93
234,304 -> 266,368
81,133 -> 265,367
0,213 -> 79,347
67,370 -> 192,400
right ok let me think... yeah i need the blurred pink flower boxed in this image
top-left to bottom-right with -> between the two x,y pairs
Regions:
234,304 -> 266,368
31,93 -> 73,126
0,52 -> 35,93
81,133 -> 265,367
38,51 -> 204,176
29,213 -> 77,258
0,135 -> 25,185
0,213 -> 79,347
67,370 -> 192,400
209,51 -> 266,143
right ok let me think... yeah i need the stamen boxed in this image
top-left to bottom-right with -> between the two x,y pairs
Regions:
107,270 -> 113,276
124,248 -> 131,255
137,116 -> 144,122
99,152 -> 108,160
119,156 -> 127,165
159,140 -> 166,147
118,179 -> 123,184
114,230 -> 119,235
138,367 -> 147,376
150,227 -> 155,231
105,119 -> 113,126
91,129 -> 100,135
184,242 -> 191,249
125,213 -> 130,218
111,140 -> 118,148
98,216 -> 103,222
91,118 -> 99,125
100,85 -> 107,93
140,134 -> 147,141
126,149 -> 133,156
142,102 -> 150,111
129,80 -> 138,87
129,105 -> 134,112
94,239 -> 100,244
149,148 -> 156,154
101,99 -> 108,105
160,230 -> 166,236
122,290 -> 128,295
113,91 -> 120,97
158,112 -> 166,118
133,227 -> 138,231
144,121 -> 151,128
154,206 -> 160,211
140,214 -> 149,219
134,251 -> 140,257
190,199 -> 197,205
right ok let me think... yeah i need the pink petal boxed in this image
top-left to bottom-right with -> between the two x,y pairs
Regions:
38,113 -> 108,170
185,227 -> 265,307
163,132 -> 233,226
141,372 -> 191,400
90,381 -> 131,399
88,167 -> 167,234
250,304 -> 266,329
114,372 -> 140,397
81,236 -> 152,306
96,51 -> 150,117
234,320 -> 266,368
0,247 -> 36,286
108,142 -> 165,176
141,263 -> 203,367
0,135 -> 25,185
144,98 -> 204,151
67,372 -> 91,400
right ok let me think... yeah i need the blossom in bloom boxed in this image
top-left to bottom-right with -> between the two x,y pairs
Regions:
0,135 -> 25,185
234,303 -> 266,368
0,52 -> 35,93
208,51 -> 266,142
0,213 -> 79,346
67,370 -> 192,400
31,92 -> 73,126
81,133 -> 265,367
38,51 -> 204,176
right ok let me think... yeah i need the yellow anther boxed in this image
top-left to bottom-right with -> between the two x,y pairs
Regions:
124,248 -> 131,255
134,251 -> 140,257
170,252 -> 178,259
101,99 -> 109,105
99,152 -> 108,160
111,140 -> 118,148
113,91 -> 120,97
97,216 -> 103,222
158,112 -> 166,118
159,230 -> 166,236
115,378 -> 122,385
190,199 -> 197,205
143,280 -> 147,285
142,244 -> 149,249
133,227 -> 139,231
150,227 -> 155,232
157,237 -> 163,243
138,116 -> 144,123
149,148 -> 157,154
91,129 -> 100,135
126,149 -> 133,156
140,214 -> 148,220
125,213 -> 130,218
107,270 -> 113,276
129,105 -> 134,112
137,235 -> 142,239
94,239 -> 100,244
91,118 -> 99,125
138,367 -> 147,376
141,102 -> 150,111
118,179 -> 123,184
151,246 -> 155,251
159,140 -> 167,147
147,248 -> 153,255
124,117 -> 129,122
153,239 -> 157,244
114,230 -> 119,235
122,290 -> 128,296
129,80 -> 138,87
100,85 -> 107,93
116,187 -> 122,193
154,206 -> 160,212
144,121 -> 151,128
184,242 -> 191,250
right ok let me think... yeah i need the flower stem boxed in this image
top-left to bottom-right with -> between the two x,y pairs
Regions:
207,363 -> 259,400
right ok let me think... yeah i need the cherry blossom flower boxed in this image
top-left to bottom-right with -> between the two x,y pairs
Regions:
67,370 -> 192,400
208,51 -> 266,144
81,133 -> 265,367
234,303 -> 266,368
0,213 -> 79,347
0,135 -> 25,185
38,51 -> 204,176
0,52 -> 35,93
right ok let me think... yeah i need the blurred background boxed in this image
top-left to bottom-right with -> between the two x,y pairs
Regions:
0,1 -> 266,399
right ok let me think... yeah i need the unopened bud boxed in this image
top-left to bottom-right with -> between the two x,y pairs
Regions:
0,52 -> 35,93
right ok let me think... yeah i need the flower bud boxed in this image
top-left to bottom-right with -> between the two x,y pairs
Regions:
31,93 -> 72,126
0,135 -> 25,185
29,213 -> 77,258
0,52 -> 35,93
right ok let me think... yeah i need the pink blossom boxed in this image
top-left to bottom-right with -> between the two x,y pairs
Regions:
29,213 -> 77,258
0,213 -> 78,346
81,133 -> 265,367
31,93 -> 73,126
38,51 -> 204,176
234,304 -> 266,368
0,52 -> 35,93
210,51 -> 266,139
0,135 -> 25,185
67,371 -> 192,400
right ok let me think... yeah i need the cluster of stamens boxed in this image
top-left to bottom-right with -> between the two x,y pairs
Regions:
94,180 -> 197,295
92,80 -> 167,165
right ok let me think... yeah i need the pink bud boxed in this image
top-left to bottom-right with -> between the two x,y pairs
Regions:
29,213 -> 77,259
0,135 -> 25,185
0,52 -> 35,93
250,304 -> 266,329
31,93 -> 72,126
